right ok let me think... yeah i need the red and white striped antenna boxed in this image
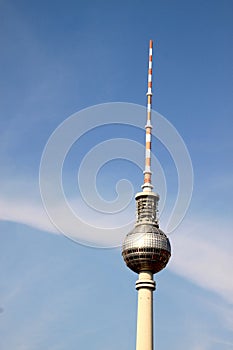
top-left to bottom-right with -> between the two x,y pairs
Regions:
142,39 -> 154,192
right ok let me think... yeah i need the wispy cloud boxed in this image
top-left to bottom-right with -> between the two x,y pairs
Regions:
1,193 -> 232,309
169,218 -> 233,305
0,192 -> 135,247
0,197 -> 58,234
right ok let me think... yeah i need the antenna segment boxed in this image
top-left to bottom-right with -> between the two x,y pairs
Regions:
142,39 -> 153,192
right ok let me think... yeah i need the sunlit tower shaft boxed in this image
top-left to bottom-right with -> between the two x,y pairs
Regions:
122,40 -> 171,350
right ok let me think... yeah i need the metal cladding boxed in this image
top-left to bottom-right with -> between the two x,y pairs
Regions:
122,40 -> 171,275
122,224 -> 171,274
122,191 -> 171,274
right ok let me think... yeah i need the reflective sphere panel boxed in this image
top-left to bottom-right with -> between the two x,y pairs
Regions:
122,224 -> 171,274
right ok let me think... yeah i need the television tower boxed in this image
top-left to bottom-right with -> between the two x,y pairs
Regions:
122,40 -> 171,350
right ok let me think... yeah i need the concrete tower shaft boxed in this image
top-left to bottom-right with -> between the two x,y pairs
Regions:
135,272 -> 155,350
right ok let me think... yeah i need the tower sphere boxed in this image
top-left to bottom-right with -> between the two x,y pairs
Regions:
122,224 -> 171,274
122,192 -> 171,274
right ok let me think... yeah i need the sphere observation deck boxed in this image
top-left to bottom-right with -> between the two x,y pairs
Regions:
122,192 -> 171,274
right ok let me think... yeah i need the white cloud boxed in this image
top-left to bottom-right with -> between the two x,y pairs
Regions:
0,194 -> 135,247
169,218 -> 233,305
0,197 -> 58,234
1,194 -> 233,309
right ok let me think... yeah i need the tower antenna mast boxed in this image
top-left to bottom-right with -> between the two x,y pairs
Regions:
143,39 -> 153,192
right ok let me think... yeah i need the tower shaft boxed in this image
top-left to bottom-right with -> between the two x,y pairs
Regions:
136,272 -> 155,350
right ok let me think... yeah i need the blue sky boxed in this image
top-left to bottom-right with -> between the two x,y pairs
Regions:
0,0 -> 233,349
